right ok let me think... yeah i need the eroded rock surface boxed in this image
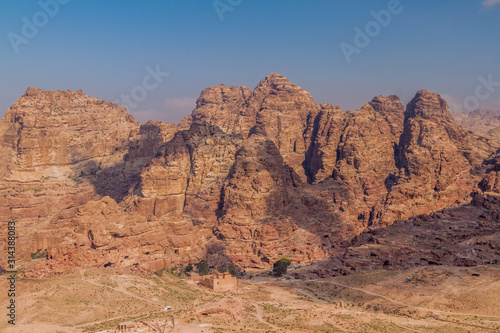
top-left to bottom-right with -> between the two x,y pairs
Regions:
2,76 -> 500,274
337,193 -> 500,272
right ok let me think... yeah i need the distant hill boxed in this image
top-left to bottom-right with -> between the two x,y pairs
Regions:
453,109 -> 500,138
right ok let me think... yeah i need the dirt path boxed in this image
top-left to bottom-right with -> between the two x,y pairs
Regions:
253,303 -> 284,332
64,271 -> 164,329
73,279 -> 165,329
292,288 -> 328,304
290,286 -> 423,333
73,311 -> 154,329
280,279 -> 499,332
83,278 -> 163,306
307,279 -> 500,319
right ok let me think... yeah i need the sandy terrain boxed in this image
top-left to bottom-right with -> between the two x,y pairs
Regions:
1,264 -> 500,332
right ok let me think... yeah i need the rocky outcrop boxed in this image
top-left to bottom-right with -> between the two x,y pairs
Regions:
381,91 -> 481,224
94,120 -> 180,201
338,193 -> 500,272
0,88 -> 140,264
127,121 -> 178,162
369,95 -> 405,138
0,87 -> 138,178
248,74 -> 319,181
0,88 -> 179,269
479,152 -> 500,194
331,100 -> 403,226
2,76 -> 500,274
185,73 -> 320,181
139,121 -> 243,224
215,137 -> 325,267
189,85 -> 253,137
69,196 -> 206,268
304,103 -> 345,183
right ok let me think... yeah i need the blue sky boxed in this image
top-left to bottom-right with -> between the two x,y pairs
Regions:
1,0 -> 499,123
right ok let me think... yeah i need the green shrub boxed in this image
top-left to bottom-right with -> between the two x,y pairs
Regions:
31,250 -> 47,259
273,258 -> 291,277
228,264 -> 240,277
196,260 -> 209,275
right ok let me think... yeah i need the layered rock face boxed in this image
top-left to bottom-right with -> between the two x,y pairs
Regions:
402,91 -> 469,175
139,121 -> 242,224
248,74 -> 318,181
0,88 -> 141,261
188,85 -> 254,136
188,73 -> 319,181
479,152 -> 500,194
67,197 -> 206,270
187,78 -> 495,229
215,137 -> 326,266
303,103 -> 345,183
2,75 -> 500,274
127,121 -> 178,163
0,88 -> 138,179
381,90 -> 479,224
328,99 -> 403,226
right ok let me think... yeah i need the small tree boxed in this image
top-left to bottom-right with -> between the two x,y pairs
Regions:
196,260 -> 209,275
228,263 -> 240,277
206,242 -> 226,255
185,263 -> 193,273
273,258 -> 291,277
206,241 -> 236,273
208,253 -> 233,273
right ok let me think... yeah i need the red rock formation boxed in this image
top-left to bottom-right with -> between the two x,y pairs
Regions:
479,152 -> 500,194
338,193 -> 500,272
304,103 -> 345,183
189,85 -> 253,136
139,121 -> 243,223
382,90 -> 478,224
184,73 -> 320,181
0,88 -> 179,269
2,77 -> 500,274
215,137 -> 325,267
0,88 -> 140,265
332,100 -> 402,226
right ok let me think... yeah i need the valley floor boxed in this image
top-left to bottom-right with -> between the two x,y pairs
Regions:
1,264 -> 500,332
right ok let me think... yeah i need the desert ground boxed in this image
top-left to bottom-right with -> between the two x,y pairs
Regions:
2,262 -> 500,333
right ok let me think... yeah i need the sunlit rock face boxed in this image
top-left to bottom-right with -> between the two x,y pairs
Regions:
1,77 -> 499,273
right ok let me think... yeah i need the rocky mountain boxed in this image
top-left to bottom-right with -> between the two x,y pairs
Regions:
1,74 -> 499,275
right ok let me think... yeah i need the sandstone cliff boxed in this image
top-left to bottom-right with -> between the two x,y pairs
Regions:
1,76 -> 499,274
0,88 -> 140,263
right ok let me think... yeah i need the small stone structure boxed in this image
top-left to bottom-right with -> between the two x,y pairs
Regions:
117,321 -> 136,332
197,270 -> 237,291
114,318 -> 173,332
32,232 -> 61,253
